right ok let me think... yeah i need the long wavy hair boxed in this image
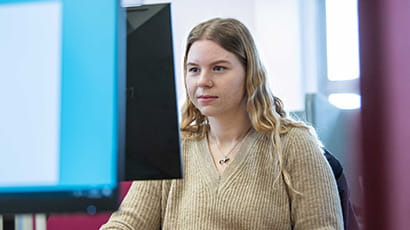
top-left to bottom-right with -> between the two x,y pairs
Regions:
180,18 -> 307,192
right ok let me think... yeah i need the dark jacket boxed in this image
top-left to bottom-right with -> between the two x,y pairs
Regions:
324,149 -> 361,230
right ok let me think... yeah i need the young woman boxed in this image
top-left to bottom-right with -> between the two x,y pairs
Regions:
101,18 -> 343,230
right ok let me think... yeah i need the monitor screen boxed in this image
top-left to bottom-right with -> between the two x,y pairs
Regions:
0,0 -> 125,214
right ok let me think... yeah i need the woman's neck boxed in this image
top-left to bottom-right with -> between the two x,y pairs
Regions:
208,112 -> 252,144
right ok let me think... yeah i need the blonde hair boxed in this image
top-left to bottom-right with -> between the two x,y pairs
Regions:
180,18 -> 307,193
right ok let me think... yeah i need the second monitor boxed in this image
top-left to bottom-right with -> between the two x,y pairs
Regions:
125,3 -> 182,180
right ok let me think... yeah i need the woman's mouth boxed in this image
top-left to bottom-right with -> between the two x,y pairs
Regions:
197,95 -> 218,103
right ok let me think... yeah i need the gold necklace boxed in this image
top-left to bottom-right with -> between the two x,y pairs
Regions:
211,128 -> 251,165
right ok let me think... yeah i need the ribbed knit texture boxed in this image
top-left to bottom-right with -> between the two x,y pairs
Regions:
100,127 -> 343,230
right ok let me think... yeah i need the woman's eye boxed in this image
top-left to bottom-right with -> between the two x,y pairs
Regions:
188,67 -> 199,73
213,66 -> 226,71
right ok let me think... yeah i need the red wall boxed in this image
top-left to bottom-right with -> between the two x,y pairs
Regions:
359,0 -> 410,229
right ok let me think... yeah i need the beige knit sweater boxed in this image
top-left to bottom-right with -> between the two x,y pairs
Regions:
100,127 -> 343,230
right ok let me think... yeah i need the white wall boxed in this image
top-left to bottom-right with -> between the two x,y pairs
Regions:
254,0 -> 304,111
126,0 -> 306,111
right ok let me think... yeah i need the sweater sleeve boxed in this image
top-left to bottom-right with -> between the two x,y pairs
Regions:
284,128 -> 344,230
99,180 -> 162,230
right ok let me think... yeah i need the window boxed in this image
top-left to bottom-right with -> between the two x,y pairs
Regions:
323,0 -> 360,109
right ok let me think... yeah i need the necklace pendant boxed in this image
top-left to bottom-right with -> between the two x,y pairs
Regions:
219,157 -> 230,165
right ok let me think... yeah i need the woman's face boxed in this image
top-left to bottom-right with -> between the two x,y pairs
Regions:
185,39 -> 246,118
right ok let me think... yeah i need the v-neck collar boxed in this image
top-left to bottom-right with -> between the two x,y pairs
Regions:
194,128 -> 262,187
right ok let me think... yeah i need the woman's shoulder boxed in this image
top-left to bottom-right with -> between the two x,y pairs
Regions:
280,126 -> 323,158
181,135 -> 204,145
180,130 -> 205,141
245,126 -> 315,146
281,125 -> 319,144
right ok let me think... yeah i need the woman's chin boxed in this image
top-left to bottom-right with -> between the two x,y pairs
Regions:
198,108 -> 218,117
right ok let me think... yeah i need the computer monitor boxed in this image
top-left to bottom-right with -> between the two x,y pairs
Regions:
0,0 -> 125,214
125,3 -> 183,180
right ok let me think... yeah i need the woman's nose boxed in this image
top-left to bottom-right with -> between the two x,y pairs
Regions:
197,71 -> 213,88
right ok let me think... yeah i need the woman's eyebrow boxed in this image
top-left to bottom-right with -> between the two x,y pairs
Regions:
186,60 -> 231,67
209,60 -> 231,65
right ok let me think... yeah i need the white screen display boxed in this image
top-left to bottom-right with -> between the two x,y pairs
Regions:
0,1 -> 62,186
